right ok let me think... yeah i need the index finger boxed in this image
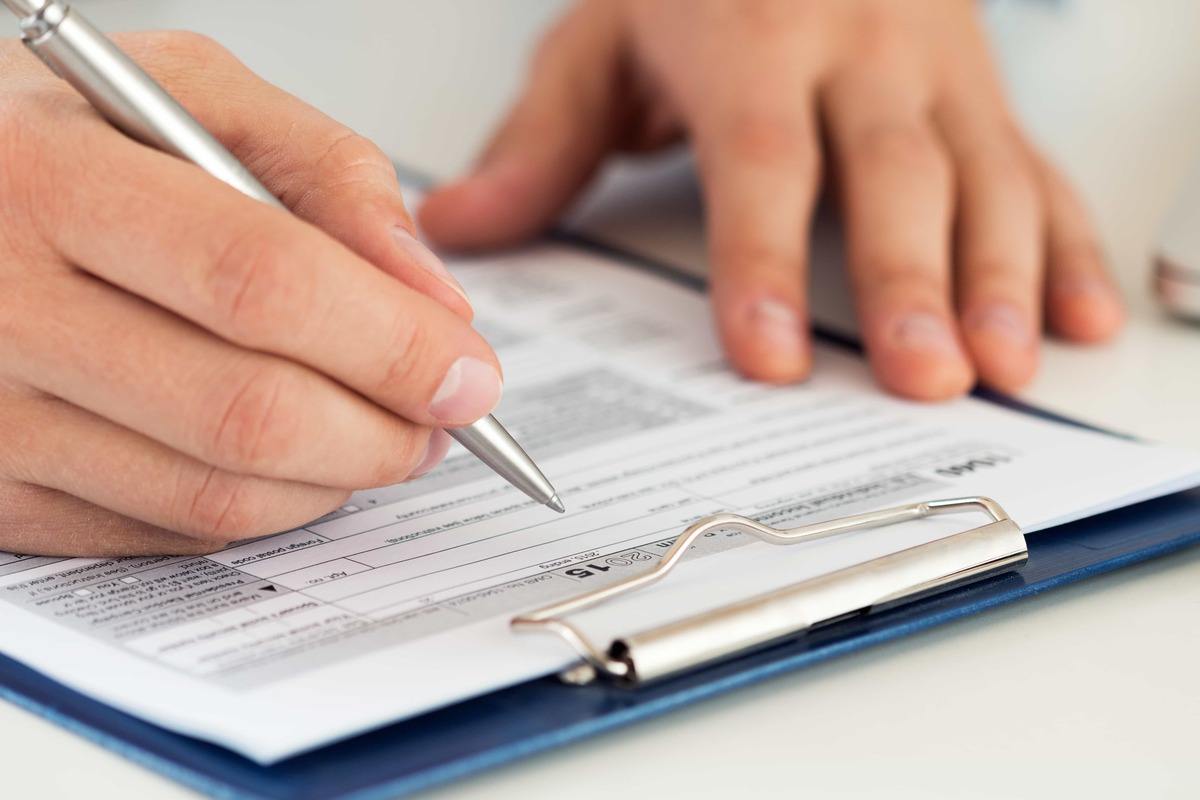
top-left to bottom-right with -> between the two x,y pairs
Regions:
113,31 -> 472,320
46,127 -> 502,429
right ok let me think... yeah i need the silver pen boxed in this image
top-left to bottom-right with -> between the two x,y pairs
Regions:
4,0 -> 565,513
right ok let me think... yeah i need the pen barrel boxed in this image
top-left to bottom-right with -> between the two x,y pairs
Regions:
20,2 -> 281,207
609,518 -> 1027,684
449,416 -> 557,506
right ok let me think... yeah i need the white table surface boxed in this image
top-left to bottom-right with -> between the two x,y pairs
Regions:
3,2 -> 1198,798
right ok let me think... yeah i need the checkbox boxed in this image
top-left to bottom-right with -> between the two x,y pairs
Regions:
120,576 -> 140,584
73,589 -> 93,597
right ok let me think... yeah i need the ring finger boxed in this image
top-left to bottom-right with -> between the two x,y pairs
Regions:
1,393 -> 348,548
936,96 -> 1044,391
823,65 -> 973,400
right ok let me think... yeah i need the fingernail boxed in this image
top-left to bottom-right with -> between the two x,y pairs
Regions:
430,357 -> 503,424
968,303 -> 1033,347
749,299 -> 806,359
411,430 -> 453,479
392,228 -> 471,306
890,312 -> 960,355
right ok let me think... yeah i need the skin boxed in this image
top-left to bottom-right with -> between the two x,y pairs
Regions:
0,2 -> 1126,558
0,32 -> 500,557
421,0 -> 1125,400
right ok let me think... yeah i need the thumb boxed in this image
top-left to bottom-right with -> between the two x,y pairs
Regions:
420,3 -> 625,251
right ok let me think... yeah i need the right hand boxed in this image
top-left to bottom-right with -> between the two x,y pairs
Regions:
0,32 -> 501,557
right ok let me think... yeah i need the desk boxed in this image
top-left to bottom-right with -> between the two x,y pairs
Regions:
3,2 -> 1197,797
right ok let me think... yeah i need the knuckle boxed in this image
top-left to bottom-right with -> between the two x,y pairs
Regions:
275,128 -> 400,219
850,7 -> 912,65
0,93 -> 66,222
851,123 -> 946,177
373,312 -> 433,401
113,32 -> 247,104
208,226 -> 310,342
854,259 -> 942,303
961,257 -> 1021,283
958,259 -> 1033,304
176,467 -> 261,542
865,260 -> 931,285
716,114 -> 817,170
990,154 -> 1038,200
960,135 -> 1038,192
315,129 -> 393,182
710,241 -> 797,279
740,0 -> 807,30
366,426 -> 428,488
0,94 -> 24,147
132,30 -> 232,69
205,364 -> 300,474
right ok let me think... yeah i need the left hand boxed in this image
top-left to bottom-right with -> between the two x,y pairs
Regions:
420,0 -> 1124,400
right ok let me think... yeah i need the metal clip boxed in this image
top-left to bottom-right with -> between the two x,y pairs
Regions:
511,497 -> 1026,685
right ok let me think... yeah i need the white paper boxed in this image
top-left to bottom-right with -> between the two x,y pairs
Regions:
1,242 -> 1198,763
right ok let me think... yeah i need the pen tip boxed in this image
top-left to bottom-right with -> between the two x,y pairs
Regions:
547,495 -> 566,514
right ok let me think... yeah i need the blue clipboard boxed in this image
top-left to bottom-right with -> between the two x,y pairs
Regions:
2,233 -> 1199,800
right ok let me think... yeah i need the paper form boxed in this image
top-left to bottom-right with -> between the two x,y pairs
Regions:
1,242 -> 1198,762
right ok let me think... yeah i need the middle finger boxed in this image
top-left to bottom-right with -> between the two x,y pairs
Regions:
823,66 -> 973,400
5,272 -> 433,490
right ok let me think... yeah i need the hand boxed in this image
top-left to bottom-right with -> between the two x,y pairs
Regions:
421,0 -> 1124,399
0,32 -> 502,557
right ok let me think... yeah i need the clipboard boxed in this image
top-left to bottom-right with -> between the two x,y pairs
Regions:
2,226 -> 1199,799
3,488 -> 1198,799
